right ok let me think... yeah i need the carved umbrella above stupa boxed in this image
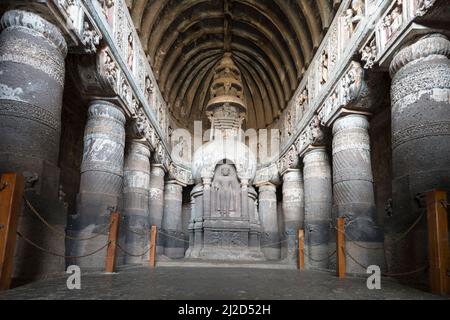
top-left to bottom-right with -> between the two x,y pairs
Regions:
192,52 -> 257,183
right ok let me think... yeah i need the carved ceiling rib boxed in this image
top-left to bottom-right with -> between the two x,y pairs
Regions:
128,0 -> 335,129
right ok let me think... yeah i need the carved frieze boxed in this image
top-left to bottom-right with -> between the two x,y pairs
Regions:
415,0 -> 437,16
168,162 -> 193,186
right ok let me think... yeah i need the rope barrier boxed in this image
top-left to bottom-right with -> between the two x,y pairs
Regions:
304,250 -> 336,263
333,213 -> 425,251
388,213 -> 424,244
16,231 -> 110,259
334,227 -> 384,250
344,248 -> 428,277
158,230 -> 190,243
23,197 -> 111,241
120,223 -> 149,237
116,242 -> 151,257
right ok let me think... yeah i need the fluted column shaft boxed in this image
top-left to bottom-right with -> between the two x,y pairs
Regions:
258,183 -> 280,260
332,114 -> 384,273
162,180 -> 184,258
122,141 -> 151,264
388,34 -> 450,275
303,147 -> 332,269
282,169 -> 304,262
0,10 -> 68,278
69,100 -> 126,269
148,164 -> 165,254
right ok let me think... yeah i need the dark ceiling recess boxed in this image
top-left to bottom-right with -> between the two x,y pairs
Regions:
128,0 -> 337,130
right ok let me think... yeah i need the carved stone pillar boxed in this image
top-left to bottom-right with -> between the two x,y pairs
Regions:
148,164 -> 165,254
122,140 -> 151,264
258,183 -> 280,260
0,10 -> 68,278
388,34 -> 450,275
202,177 -> 212,218
162,180 -> 184,258
303,147 -> 332,269
241,179 -> 249,218
68,100 -> 126,269
282,169 -> 304,263
332,114 -> 384,273
186,184 -> 203,258
248,186 -> 260,251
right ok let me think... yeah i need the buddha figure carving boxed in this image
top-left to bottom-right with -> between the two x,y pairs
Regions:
212,164 -> 240,218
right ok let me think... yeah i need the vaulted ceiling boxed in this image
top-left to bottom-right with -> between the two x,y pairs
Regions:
127,0 -> 338,130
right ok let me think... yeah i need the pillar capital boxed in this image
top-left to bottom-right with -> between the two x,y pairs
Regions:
390,34 -> 450,77
0,9 -> 67,57
164,179 -> 183,193
125,139 -> 151,159
303,146 -> 328,164
282,169 -> 302,182
150,163 -> 166,176
87,100 -> 126,124
257,182 -> 276,193
332,114 -> 369,135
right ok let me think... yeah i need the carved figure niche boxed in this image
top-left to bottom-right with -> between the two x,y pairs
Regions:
211,162 -> 241,218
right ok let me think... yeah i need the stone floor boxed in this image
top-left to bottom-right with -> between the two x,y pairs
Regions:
0,266 -> 447,300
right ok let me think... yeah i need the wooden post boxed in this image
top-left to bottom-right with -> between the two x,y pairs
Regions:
336,217 -> 346,279
0,173 -> 24,290
149,225 -> 157,268
426,190 -> 449,295
298,229 -> 304,270
104,212 -> 120,273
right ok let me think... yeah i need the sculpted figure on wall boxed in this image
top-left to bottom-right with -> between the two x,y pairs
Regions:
361,39 -> 377,69
296,88 -> 308,121
382,0 -> 403,42
212,164 -> 240,217
99,0 -> 114,25
343,0 -> 364,37
320,50 -> 329,85
127,33 -> 134,70
145,76 -> 153,103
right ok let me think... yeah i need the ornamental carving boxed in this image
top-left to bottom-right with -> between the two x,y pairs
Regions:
415,0 -> 436,17
318,61 -> 365,126
102,50 -> 119,87
82,20 -> 101,54
169,163 -> 193,185
294,115 -> 325,156
131,106 -> 157,150
361,38 -> 377,69
277,146 -> 298,175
